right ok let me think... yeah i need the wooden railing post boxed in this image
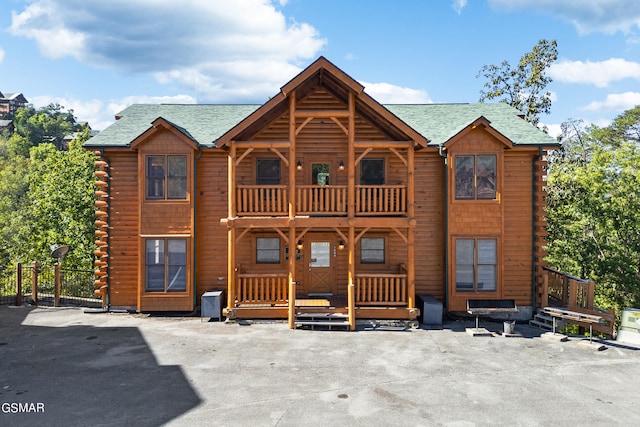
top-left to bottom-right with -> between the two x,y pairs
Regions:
541,269 -> 549,307
587,281 -> 595,310
54,263 -> 61,307
31,261 -> 38,306
567,279 -> 578,308
15,262 -> 22,306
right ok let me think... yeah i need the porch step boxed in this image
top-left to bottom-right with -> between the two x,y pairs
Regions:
529,310 -> 567,331
294,312 -> 350,330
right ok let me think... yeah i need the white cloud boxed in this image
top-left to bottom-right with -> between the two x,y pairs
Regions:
30,94 -> 197,130
0,47 -> 4,63
550,58 -> 640,87
583,92 -> 640,112
360,81 -> 432,104
489,0 -> 640,34
452,0 -> 468,15
9,0 -> 326,102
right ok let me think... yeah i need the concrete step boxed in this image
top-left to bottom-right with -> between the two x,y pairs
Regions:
296,312 -> 348,321
294,320 -> 350,330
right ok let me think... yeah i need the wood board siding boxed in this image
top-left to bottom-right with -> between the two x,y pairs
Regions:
103,151 -> 139,307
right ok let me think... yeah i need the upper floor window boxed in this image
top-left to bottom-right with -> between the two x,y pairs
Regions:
256,158 -> 280,185
455,155 -> 496,200
146,155 -> 187,200
360,237 -> 385,264
455,238 -> 497,292
145,238 -> 187,292
360,159 -> 385,185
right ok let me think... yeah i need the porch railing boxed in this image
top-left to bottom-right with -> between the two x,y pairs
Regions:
355,273 -> 407,305
356,185 -> 407,215
296,185 -> 347,215
235,184 -> 408,216
236,185 -> 288,216
236,273 -> 288,305
540,266 -> 615,336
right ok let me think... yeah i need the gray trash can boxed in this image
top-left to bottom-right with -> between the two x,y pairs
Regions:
201,290 -> 224,321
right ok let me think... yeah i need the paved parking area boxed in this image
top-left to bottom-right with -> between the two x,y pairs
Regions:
1,305 -> 640,426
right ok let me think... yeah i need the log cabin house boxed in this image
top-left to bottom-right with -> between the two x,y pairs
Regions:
85,57 -> 558,329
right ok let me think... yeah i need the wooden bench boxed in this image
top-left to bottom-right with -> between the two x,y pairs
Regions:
541,307 -> 604,343
467,299 -> 518,332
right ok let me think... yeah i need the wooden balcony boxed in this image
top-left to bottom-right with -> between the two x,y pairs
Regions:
235,184 -> 408,216
355,273 -> 407,306
236,185 -> 288,216
297,185 -> 347,215
356,185 -> 407,215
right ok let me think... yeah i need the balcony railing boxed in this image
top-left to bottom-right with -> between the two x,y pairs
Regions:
236,185 -> 288,216
297,185 -> 347,215
356,185 -> 406,215
235,184 -> 408,216
236,273 -> 288,305
355,273 -> 407,306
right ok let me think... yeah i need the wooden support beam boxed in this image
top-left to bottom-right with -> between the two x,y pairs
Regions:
274,227 -> 289,244
294,109 -> 350,118
296,227 -> 311,243
347,91 -> 356,218
288,225 -> 296,329
348,226 -> 356,331
289,91 -> 297,219
235,147 -> 253,167
270,147 -> 289,167
354,227 -> 371,244
296,116 -> 314,135
391,227 -> 408,244
354,141 -> 412,149
390,147 -> 407,166
333,228 -> 348,245
330,117 -> 348,135
234,228 -> 250,243
355,148 -> 372,166
234,141 -> 290,149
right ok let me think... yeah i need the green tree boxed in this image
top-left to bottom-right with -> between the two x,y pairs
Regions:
546,108 -> 640,312
13,103 -> 77,151
477,39 -> 558,127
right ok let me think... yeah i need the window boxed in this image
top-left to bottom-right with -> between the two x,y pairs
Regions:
256,159 -> 280,185
145,239 -> 187,292
256,237 -> 280,264
146,155 -> 187,200
455,155 -> 496,200
360,159 -> 385,185
455,238 -> 497,292
360,237 -> 385,264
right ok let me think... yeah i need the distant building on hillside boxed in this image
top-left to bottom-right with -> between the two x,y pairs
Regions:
0,91 -> 29,117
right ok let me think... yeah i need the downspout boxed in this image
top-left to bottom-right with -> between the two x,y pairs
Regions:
193,146 -> 203,309
438,145 -> 449,310
531,146 -> 541,317
99,148 -> 111,311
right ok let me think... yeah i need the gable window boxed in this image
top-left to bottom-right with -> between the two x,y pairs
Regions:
455,155 -> 496,200
145,238 -> 187,292
360,237 -> 385,264
146,155 -> 187,200
360,159 -> 385,185
256,158 -> 280,185
455,238 -> 497,292
256,237 -> 280,264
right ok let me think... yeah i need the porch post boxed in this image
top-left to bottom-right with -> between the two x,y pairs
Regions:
407,144 -> 415,309
226,145 -> 236,314
347,226 -> 356,330
288,226 -> 296,329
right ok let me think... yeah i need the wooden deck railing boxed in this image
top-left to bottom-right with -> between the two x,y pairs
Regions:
540,266 -> 615,336
236,273 -> 288,305
236,185 -> 288,216
235,184 -> 408,216
355,273 -> 407,305
296,185 -> 347,215
356,185 -> 407,215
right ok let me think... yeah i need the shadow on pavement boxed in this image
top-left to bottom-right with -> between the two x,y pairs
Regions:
0,306 -> 201,426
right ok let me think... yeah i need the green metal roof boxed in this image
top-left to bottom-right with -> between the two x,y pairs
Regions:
386,103 -> 558,147
85,102 -> 558,148
84,104 -> 260,148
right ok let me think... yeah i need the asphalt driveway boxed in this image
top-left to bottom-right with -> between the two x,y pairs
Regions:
1,305 -> 639,426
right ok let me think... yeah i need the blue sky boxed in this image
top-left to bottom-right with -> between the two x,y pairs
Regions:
1,0 -> 639,136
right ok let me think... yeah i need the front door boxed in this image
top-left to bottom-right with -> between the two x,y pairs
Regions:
304,234 -> 334,295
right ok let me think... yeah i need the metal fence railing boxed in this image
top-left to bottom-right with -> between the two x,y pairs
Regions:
0,262 -> 102,308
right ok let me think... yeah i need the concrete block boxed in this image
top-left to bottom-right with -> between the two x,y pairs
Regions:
541,332 -> 568,342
